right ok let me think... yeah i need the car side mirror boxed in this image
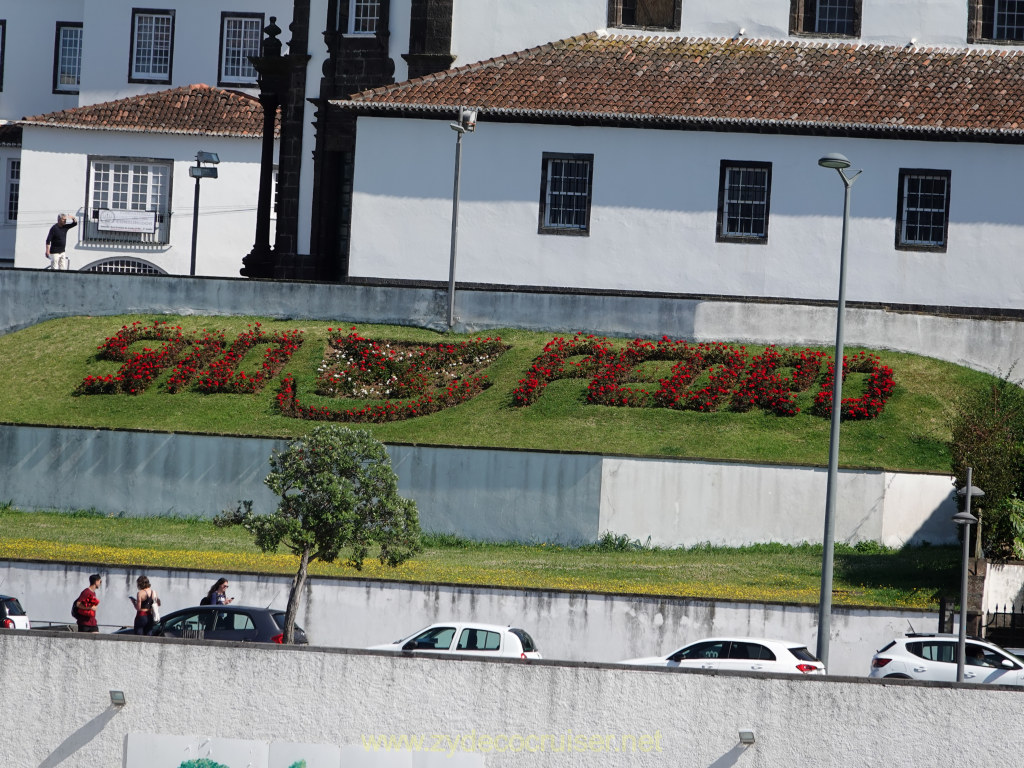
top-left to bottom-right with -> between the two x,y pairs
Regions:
402,640 -> 417,651
668,652 -> 684,662
1001,658 -> 1016,669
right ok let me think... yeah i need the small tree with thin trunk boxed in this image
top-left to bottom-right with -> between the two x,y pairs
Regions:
218,425 -> 421,643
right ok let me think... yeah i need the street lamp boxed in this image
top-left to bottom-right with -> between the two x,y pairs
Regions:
815,152 -> 862,669
189,151 -> 220,276
954,467 -> 984,683
447,108 -> 477,329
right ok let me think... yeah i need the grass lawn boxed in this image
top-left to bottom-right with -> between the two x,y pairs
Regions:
0,314 -> 993,472
0,507 -> 958,609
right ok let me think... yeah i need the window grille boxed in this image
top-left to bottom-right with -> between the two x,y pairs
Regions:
540,154 -> 593,234
5,159 -> 18,223
814,0 -> 855,34
55,24 -> 83,92
221,15 -> 261,83
82,258 -> 164,275
898,171 -> 950,248
994,0 -> 1024,40
87,159 -> 172,245
719,163 -> 771,242
350,0 -> 380,34
132,11 -> 173,80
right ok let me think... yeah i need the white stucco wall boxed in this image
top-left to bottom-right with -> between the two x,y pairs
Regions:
0,559 -> 936,677
600,459 -> 956,548
349,117 -> 1024,310
982,561 -> 1024,612
0,0 -> 83,123
1,631 -> 1017,768
13,126 -> 270,277
78,0 -> 290,107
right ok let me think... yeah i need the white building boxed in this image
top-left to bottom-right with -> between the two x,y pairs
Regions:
333,32 -> 1024,310
14,85 -> 275,276
0,0 -> 288,270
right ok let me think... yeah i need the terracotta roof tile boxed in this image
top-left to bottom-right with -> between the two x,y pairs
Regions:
20,84 -> 279,138
341,33 -> 1024,136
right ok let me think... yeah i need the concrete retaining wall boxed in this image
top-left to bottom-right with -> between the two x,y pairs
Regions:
0,424 -> 957,547
1,559 -> 934,678
0,630 -> 1016,767
2,268 -> 1023,375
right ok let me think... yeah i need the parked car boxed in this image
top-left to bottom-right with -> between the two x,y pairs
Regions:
618,637 -> 825,675
869,634 -> 1024,685
368,622 -> 541,659
114,605 -> 307,644
0,595 -> 30,630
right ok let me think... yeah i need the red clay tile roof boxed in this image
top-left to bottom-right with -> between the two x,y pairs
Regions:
340,33 -> 1024,138
20,84 -> 279,138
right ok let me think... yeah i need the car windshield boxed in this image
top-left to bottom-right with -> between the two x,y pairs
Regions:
1,597 -> 26,616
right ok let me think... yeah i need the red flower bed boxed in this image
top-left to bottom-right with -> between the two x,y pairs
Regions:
195,324 -> 304,395
77,321 -> 188,395
516,335 -> 893,420
812,351 -> 896,420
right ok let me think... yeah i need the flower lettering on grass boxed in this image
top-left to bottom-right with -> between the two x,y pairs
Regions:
277,328 -> 507,423
76,322 -> 303,396
516,334 -> 893,420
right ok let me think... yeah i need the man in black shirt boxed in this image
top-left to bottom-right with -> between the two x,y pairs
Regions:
45,213 -> 77,270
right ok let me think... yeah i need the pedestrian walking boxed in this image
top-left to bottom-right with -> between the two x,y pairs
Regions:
130,575 -> 161,635
73,574 -> 101,633
203,577 -> 234,606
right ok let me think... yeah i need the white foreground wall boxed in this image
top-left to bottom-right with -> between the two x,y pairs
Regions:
14,127 -> 269,276
0,631 -> 1017,768
982,561 -> 1024,612
349,118 -> 1024,310
0,559 -> 935,678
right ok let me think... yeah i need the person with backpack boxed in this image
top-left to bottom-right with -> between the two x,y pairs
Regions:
73,574 -> 101,632
203,577 -> 233,606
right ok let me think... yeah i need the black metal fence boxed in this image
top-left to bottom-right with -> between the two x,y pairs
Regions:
984,603 -> 1024,650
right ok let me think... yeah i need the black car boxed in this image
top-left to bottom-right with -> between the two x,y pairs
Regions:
116,605 -> 307,644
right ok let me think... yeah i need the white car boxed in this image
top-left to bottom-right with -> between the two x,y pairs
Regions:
619,637 -> 825,675
368,622 -> 541,659
869,634 -> 1024,685
0,595 -> 31,630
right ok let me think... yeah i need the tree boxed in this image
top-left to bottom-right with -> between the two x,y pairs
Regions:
949,372 -> 1024,556
218,425 -> 421,643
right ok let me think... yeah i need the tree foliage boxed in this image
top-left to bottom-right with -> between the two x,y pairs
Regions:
949,373 -> 1024,556
218,425 -> 421,642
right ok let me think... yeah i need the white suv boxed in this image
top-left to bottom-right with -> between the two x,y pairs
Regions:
369,622 -> 541,659
869,634 -> 1024,685
0,595 -> 31,630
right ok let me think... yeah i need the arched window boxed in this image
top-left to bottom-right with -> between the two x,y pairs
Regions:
80,257 -> 166,275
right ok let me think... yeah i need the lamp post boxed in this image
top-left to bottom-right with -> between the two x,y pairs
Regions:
447,108 -> 477,329
189,151 -> 220,276
954,467 -> 983,683
815,152 -> 862,669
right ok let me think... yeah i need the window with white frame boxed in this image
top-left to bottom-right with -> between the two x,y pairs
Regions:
53,22 -> 83,94
789,0 -> 861,36
0,20 -> 6,92
538,153 -> 594,235
896,169 -> 951,251
717,161 -> 772,244
607,0 -> 681,30
969,0 -> 1024,41
4,159 -> 18,224
348,0 -> 381,34
87,158 -> 172,244
130,9 -> 174,82
219,13 -> 263,85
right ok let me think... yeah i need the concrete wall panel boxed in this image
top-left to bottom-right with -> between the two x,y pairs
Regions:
0,559 -> 934,677
0,629 -> 1013,768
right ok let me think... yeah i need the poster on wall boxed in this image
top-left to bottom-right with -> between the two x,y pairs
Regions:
125,733 -> 268,768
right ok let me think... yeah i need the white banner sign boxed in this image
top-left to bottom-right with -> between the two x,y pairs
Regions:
97,209 -> 157,234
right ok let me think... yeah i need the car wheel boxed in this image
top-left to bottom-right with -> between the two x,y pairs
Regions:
883,673 -> 912,679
